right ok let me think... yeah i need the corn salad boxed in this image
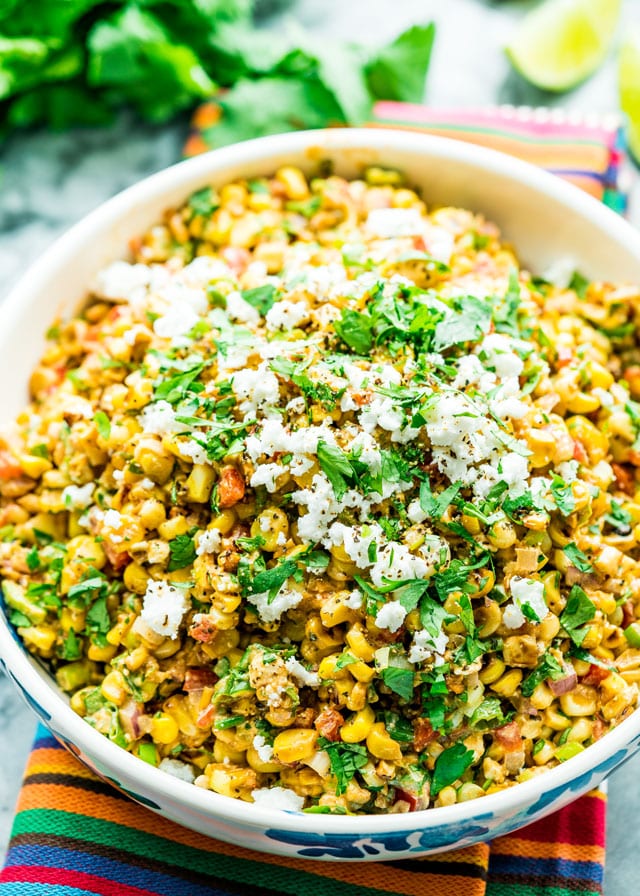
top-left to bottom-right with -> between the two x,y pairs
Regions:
3,165 -> 640,815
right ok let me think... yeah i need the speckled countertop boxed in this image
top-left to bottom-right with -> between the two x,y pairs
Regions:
1,0 -> 640,889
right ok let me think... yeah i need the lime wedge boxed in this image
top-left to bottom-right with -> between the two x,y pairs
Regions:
506,0 -> 622,92
620,28 -> 640,163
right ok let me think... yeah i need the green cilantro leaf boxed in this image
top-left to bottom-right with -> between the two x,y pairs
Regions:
569,271 -> 590,299
242,284 -> 277,316
521,653 -> 564,697
317,440 -> 353,500
431,742 -> 474,795
333,308 -> 373,354
560,585 -> 596,646
318,738 -> 369,795
469,697 -> 510,730
61,627 -> 82,661
168,534 -> 197,571
381,666 -> 414,700
550,476 -> 576,516
419,478 -> 462,519
432,296 -> 492,352
94,410 -> 111,441
366,23 -> 435,103
563,542 -> 593,573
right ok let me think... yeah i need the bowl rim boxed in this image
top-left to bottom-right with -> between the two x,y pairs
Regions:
3,126 -> 640,836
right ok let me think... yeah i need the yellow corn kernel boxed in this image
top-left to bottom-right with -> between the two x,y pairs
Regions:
70,690 -> 88,716
246,744 -> 282,774
349,661 -> 375,683
535,614 -> 561,642
66,535 -> 107,568
19,453 -> 52,479
490,669 -> 523,698
435,785 -> 457,807
346,681 -> 368,712
479,657 -> 506,685
580,625 -> 602,650
458,782 -> 484,802
366,722 -> 403,762
19,625 -> 57,653
565,392 -> 601,414
559,686 -> 597,717
139,499 -> 166,530
87,642 -> 117,662
60,606 -> 86,634
320,595 -> 359,628
210,509 -> 237,535
530,682 -> 555,710
185,464 -> 216,503
341,705 -> 375,743
125,645 -> 149,671
250,506 -> 289,552
123,561 -> 149,595
566,719 -> 593,743
213,740 -> 247,765
487,519 -> 517,550
541,571 -> 564,614
318,653 -> 349,680
542,706 -> 571,731
532,740 -> 555,766
101,670 -> 127,706
135,440 -> 174,484
158,515 -> 189,540
151,713 -> 180,744
277,166 -> 309,200
272,728 -> 318,763
345,626 -> 375,662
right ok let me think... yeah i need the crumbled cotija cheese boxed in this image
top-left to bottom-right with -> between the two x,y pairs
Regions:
141,580 -> 189,639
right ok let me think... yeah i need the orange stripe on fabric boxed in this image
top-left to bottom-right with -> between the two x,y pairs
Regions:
18,782 -> 488,896
489,837 -> 605,863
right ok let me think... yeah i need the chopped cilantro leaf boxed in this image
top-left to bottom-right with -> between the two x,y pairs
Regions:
381,666 -> 414,700
521,653 -> 564,697
333,308 -> 373,354
431,743 -> 474,795
94,410 -> 111,441
432,295 -> 492,352
419,478 -> 462,520
563,542 -> 593,573
168,534 -> 197,571
242,284 -> 277,316
318,738 -> 368,795
568,270 -> 590,299
61,628 -> 82,661
550,476 -> 576,516
560,585 -> 596,646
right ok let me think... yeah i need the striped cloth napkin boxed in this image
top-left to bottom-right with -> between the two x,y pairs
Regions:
1,102 -> 628,896
0,727 -> 606,896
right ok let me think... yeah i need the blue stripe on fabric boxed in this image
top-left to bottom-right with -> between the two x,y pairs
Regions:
489,853 -> 603,882
33,725 -> 57,750
547,168 -> 604,183
0,886 -> 96,896
6,844 -> 235,896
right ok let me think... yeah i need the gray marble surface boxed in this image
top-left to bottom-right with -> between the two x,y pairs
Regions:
1,0 -> 640,889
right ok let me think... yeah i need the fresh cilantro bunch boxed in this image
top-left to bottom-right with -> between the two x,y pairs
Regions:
0,1 -> 435,142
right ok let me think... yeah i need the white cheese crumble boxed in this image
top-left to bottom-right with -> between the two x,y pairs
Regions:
248,587 -> 303,623
62,483 -> 95,509
251,787 -> 305,812
93,261 -> 153,302
265,299 -> 310,331
158,758 -> 195,783
285,657 -> 321,687
365,208 -> 423,238
375,600 -> 407,633
138,400 -> 183,436
141,580 -> 189,639
226,290 -> 261,326
503,576 -> 548,629
232,364 -> 280,416
196,529 -> 222,556
154,304 -> 200,340
408,628 -> 449,664
252,735 -> 274,764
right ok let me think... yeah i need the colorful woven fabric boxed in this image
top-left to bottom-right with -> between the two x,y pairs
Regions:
0,727 -> 606,896
184,101 -> 629,213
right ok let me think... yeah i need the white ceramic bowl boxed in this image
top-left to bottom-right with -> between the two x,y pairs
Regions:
2,129 -> 640,861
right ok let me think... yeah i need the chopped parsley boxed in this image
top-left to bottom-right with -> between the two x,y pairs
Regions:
318,738 -> 369,795
168,534 -> 197,571
431,743 -> 474,795
560,585 -> 596,646
242,284 -> 277,316
563,542 -> 593,573
381,666 -> 415,700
